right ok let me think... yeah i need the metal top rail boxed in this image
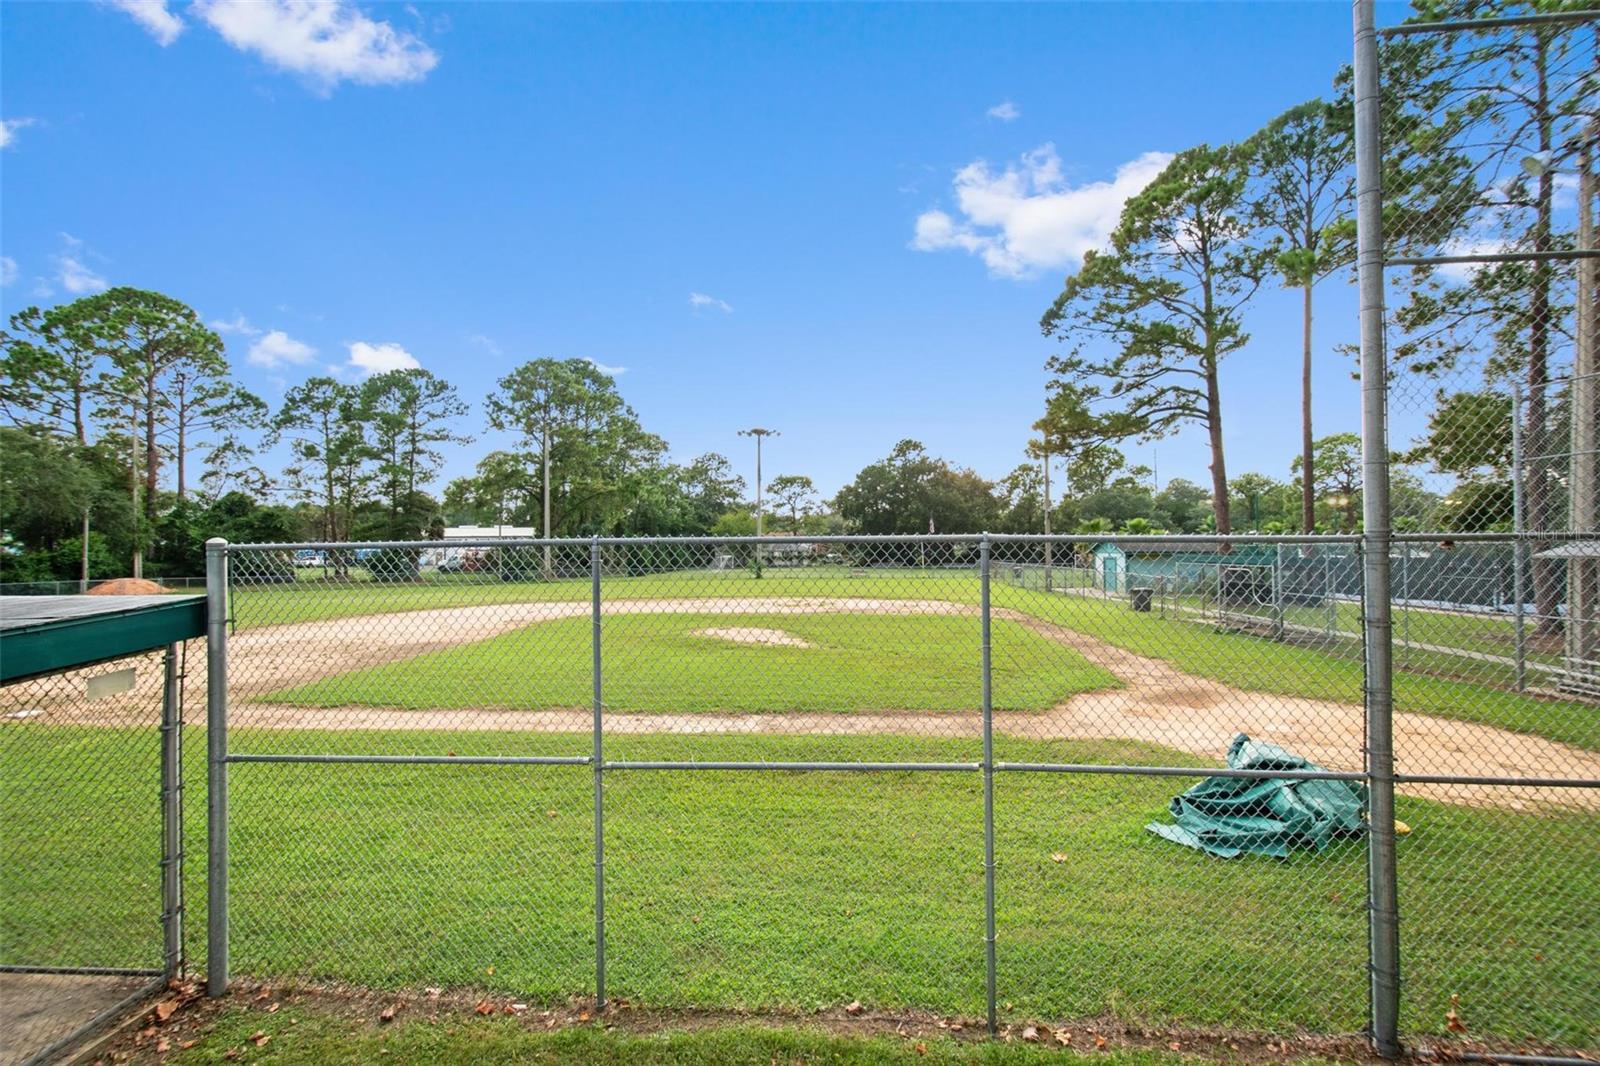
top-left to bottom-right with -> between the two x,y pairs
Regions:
1379,10 -> 1599,36
220,532 -> 1366,552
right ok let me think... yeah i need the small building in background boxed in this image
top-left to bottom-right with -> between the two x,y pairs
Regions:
1091,542 -> 1279,595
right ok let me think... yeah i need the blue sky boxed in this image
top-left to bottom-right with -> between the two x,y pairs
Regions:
0,1 -> 1418,500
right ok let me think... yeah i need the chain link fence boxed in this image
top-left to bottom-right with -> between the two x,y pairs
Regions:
185,531 -> 1596,1056
0,646 -> 186,1066
1371,5 -> 1598,1059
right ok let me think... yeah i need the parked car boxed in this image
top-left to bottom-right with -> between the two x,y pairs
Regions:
293,550 -> 326,568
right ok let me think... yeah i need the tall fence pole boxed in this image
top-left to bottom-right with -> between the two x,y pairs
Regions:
204,537 -> 230,997
1511,382 -> 1528,691
1352,3 -> 1402,1056
161,642 -> 184,980
591,537 -> 606,1010
980,535 -> 998,1036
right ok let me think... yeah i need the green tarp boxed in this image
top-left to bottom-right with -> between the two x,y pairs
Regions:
1146,734 -> 1368,859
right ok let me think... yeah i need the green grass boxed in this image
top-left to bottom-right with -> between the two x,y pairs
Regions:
163,1012 -> 1203,1065
987,586 -> 1598,751
2,728 -> 1595,1047
264,612 -> 1119,713
226,567 -> 1597,750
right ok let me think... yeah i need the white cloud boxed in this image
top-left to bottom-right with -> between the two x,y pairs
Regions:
211,313 -> 263,336
104,0 -> 185,45
193,0 -> 439,91
466,333 -> 502,357
689,292 -> 733,314
0,257 -> 17,287
247,329 -> 317,368
585,358 -> 627,377
0,117 -> 37,149
986,100 -> 1020,122
911,145 -> 1172,279
347,340 -> 420,374
56,255 -> 108,295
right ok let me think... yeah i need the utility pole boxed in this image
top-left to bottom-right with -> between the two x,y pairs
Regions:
1042,445 -> 1053,592
1524,119 -> 1598,690
542,425 -> 553,580
739,427 -> 779,578
1569,119 -> 1597,688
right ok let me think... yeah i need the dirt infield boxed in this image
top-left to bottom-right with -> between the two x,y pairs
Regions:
5,596 -> 1595,811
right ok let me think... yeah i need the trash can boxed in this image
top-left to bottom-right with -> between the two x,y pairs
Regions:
1130,587 -> 1153,612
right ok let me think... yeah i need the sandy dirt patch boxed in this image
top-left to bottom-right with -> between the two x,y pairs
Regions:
693,626 -> 813,648
4,596 -> 1595,811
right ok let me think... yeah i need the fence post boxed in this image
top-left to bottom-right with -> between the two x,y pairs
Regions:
1272,544 -> 1285,641
161,643 -> 184,980
979,535 -> 998,1036
1325,553 -> 1336,640
204,537 -> 230,997
1400,551 -> 1410,666
1511,382 -> 1528,691
591,536 -> 606,1011
1352,2 -> 1401,1055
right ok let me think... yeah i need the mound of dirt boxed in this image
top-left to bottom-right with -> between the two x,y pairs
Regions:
86,578 -> 168,595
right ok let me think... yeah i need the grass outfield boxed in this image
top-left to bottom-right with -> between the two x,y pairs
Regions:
232,568 -> 1597,749
148,1013 -> 1205,1065
2,729 -> 1595,1046
263,612 -> 1119,712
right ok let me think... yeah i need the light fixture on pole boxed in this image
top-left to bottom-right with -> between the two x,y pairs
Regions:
738,427 -> 779,579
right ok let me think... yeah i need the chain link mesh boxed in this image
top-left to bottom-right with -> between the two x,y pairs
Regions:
1377,9 -> 1598,1055
1,648 -> 181,1066
200,531 -> 1595,1054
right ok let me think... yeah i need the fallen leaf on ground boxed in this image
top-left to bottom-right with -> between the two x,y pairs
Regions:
844,1000 -> 863,1016
425,987 -> 442,999
153,1000 -> 177,1023
1022,1026 -> 1039,1042
1051,852 -> 1068,863
1095,1034 -> 1108,1049
1055,1031 -> 1072,1046
155,1038 -> 170,1053
250,1031 -> 269,1047
380,1006 -> 396,1023
913,1042 -> 927,1056
474,1000 -> 494,1016
265,1003 -> 280,1014
1446,993 -> 1467,1033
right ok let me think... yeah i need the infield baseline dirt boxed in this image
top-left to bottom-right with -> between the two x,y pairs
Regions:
194,597 -> 1600,812
6,597 -> 1593,811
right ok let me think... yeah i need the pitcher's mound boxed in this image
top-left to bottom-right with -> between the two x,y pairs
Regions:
693,626 -> 813,648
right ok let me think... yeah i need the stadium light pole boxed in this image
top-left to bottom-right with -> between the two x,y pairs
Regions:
739,427 -> 779,579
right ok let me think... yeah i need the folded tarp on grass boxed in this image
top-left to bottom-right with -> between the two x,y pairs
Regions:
1146,734 -> 1368,859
